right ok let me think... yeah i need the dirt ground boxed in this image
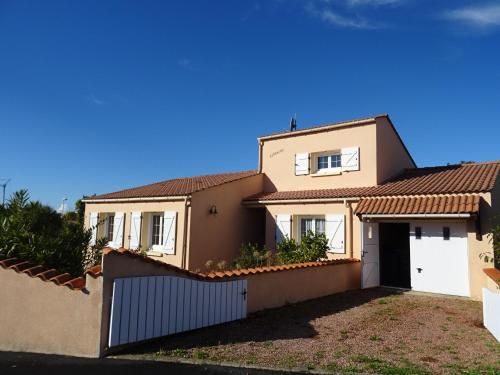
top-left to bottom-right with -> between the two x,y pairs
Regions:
122,288 -> 500,374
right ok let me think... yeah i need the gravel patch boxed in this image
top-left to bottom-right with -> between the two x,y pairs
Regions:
120,288 -> 500,374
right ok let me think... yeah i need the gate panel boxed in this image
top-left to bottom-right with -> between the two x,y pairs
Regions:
108,276 -> 247,347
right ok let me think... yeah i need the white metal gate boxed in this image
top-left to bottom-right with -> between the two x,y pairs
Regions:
108,276 -> 247,347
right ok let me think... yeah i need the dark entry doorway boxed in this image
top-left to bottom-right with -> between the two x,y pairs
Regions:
379,223 -> 411,289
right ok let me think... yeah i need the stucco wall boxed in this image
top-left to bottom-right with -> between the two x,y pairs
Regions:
467,191 -> 498,300
264,201 -> 361,260
375,117 -> 415,182
260,122 -> 378,192
188,174 -> 264,271
84,200 -> 187,268
246,261 -> 361,313
0,270 -> 103,358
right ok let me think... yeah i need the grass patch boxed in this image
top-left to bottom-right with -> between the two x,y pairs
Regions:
350,356 -> 431,375
370,335 -> 382,342
193,350 -> 209,360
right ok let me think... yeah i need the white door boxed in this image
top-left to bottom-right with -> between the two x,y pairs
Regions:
361,222 -> 380,288
410,222 -> 470,297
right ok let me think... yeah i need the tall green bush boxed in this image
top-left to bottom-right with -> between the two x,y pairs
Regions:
0,190 -> 105,276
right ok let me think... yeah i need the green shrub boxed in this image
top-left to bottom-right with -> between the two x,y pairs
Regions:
276,231 -> 328,264
233,242 -> 272,269
276,236 -> 300,264
0,189 -> 106,276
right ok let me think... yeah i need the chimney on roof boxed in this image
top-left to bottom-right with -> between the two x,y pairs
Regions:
290,114 -> 297,131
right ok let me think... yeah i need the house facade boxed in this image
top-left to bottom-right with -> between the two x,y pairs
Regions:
83,114 -> 499,300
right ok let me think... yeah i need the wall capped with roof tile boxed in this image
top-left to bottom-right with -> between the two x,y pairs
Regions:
0,261 -> 103,358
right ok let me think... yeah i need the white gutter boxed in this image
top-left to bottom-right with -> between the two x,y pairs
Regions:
82,196 -> 188,203
360,213 -> 471,219
243,197 -> 360,205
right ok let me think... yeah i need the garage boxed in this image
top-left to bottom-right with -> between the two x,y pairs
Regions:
409,221 -> 470,297
358,195 -> 478,297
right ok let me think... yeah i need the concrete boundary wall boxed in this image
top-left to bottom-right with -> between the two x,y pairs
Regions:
0,249 -> 361,358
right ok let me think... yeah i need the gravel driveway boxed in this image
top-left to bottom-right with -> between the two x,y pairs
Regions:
120,288 -> 500,374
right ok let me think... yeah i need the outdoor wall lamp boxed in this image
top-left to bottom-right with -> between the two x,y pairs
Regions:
209,205 -> 218,215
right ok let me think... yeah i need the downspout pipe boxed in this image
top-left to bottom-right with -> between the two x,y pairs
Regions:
181,195 -> 192,269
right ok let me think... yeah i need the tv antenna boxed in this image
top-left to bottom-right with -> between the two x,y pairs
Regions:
290,113 -> 297,131
0,179 -> 10,207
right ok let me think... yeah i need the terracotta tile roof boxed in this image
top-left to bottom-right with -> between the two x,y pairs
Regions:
369,162 -> 500,196
88,171 -> 259,200
245,162 -> 500,202
0,257 -> 102,291
355,194 -> 480,216
245,187 -> 373,202
103,248 -> 360,280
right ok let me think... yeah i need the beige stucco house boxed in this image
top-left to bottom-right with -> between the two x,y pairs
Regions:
83,114 -> 499,300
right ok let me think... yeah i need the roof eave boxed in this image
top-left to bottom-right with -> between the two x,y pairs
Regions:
82,195 -> 190,203
257,115 -> 384,142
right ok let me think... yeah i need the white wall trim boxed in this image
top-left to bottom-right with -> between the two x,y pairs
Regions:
243,198 -> 359,206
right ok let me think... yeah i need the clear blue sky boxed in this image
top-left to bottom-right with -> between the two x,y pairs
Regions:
1,0 -> 499,209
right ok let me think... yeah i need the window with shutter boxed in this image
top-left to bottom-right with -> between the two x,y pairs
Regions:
112,212 -> 125,248
129,212 -> 142,249
276,214 -> 291,244
295,153 -> 310,175
162,211 -> 177,254
341,146 -> 360,171
325,214 -> 345,253
89,212 -> 98,246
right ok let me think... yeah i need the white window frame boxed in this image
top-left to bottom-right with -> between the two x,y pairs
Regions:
106,214 -> 115,243
296,215 -> 326,242
148,212 -> 164,251
314,151 -> 342,174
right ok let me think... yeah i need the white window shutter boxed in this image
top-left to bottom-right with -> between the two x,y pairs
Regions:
89,212 -> 98,246
326,214 -> 345,253
276,214 -> 291,244
162,211 -> 177,254
112,212 -> 125,249
295,153 -> 310,175
341,146 -> 359,171
129,212 -> 142,250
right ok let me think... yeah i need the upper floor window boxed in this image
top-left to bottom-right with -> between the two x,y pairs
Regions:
317,152 -> 341,172
107,215 -> 115,241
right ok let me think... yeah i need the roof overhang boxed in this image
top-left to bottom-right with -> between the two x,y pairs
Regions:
359,213 -> 472,220
243,197 -> 360,206
257,115 -> 381,142
82,195 -> 189,203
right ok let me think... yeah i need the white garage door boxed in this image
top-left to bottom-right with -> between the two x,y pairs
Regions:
410,221 -> 470,297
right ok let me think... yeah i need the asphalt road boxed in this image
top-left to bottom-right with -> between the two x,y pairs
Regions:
0,351 -> 297,375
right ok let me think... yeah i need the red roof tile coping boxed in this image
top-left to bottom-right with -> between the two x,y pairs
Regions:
86,264 -> 102,278
0,257 -> 93,291
484,268 -> 500,286
103,248 -> 360,280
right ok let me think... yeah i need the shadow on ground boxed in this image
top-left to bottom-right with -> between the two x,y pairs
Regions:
122,287 -> 401,355
0,351 -> 292,375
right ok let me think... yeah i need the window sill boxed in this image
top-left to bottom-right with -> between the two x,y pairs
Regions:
146,250 -> 163,257
311,170 -> 342,177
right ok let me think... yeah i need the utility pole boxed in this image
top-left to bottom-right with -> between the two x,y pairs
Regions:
61,197 -> 68,215
0,179 -> 10,207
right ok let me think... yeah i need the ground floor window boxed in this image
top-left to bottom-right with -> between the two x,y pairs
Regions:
107,215 -> 115,242
299,217 -> 325,239
151,214 -> 162,246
